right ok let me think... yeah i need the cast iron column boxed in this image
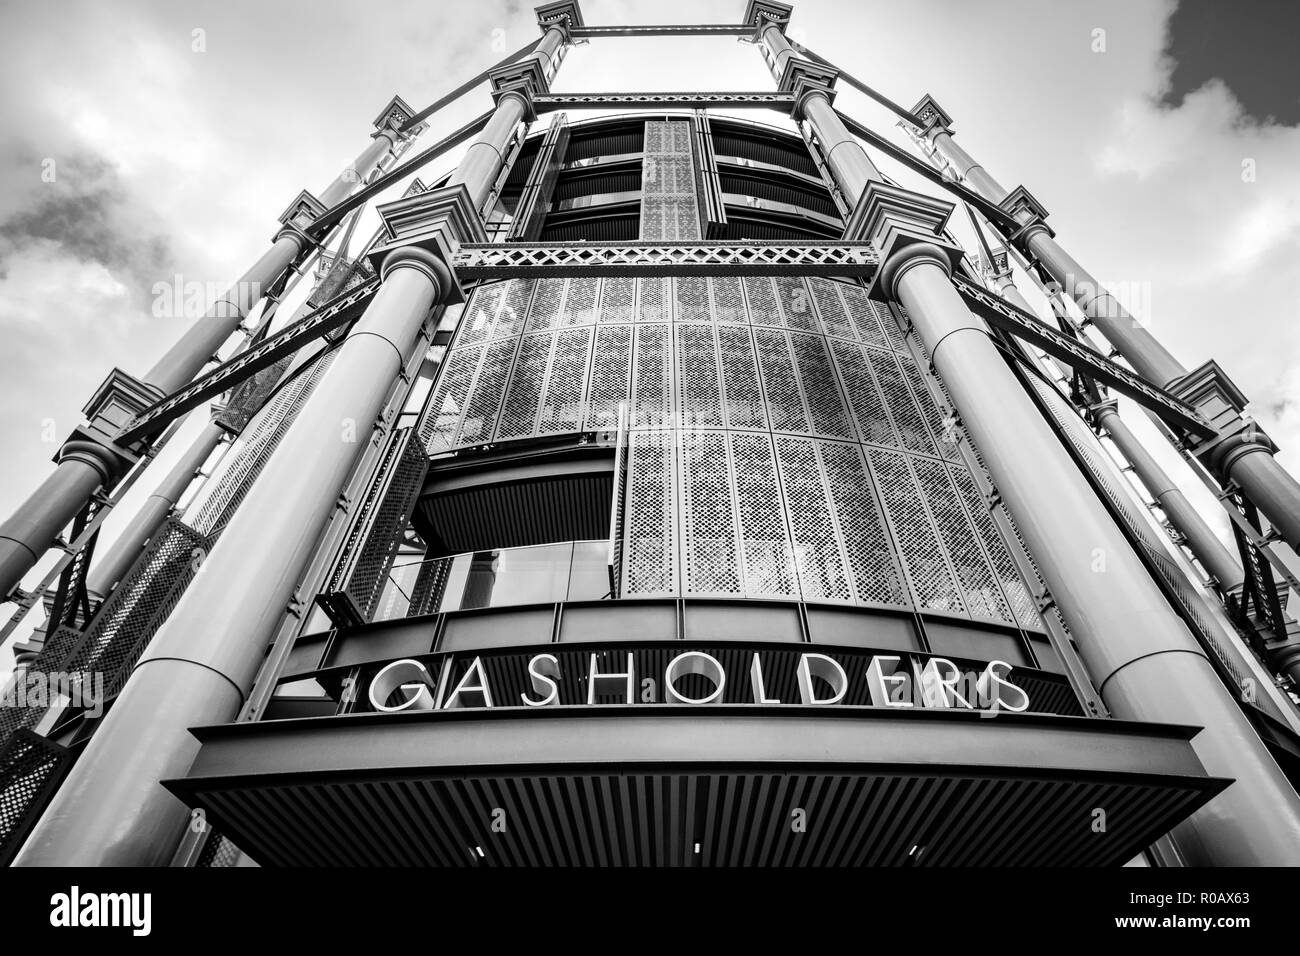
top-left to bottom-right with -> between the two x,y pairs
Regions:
0,105 -> 415,603
982,264 -> 1246,593
13,15 -> 569,866
848,180 -> 1300,865
910,97 -> 1300,549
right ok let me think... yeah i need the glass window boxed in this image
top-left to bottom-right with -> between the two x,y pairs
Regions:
568,540 -> 613,602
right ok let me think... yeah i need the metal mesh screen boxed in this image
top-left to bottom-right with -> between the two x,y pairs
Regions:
194,348 -> 339,534
0,731 -> 72,865
640,120 -> 700,241
624,430 -> 677,595
681,431 -> 741,595
416,276 -> 1045,623
320,428 -> 429,627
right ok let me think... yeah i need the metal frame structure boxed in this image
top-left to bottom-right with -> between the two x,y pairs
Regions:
5,0 -> 1300,868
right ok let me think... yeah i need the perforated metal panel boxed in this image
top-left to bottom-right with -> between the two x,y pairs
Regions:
742,276 -> 782,327
868,448 -> 966,614
864,347 -> 936,456
809,278 -> 855,341
194,349 -> 339,533
680,431 -> 741,595
524,278 -> 565,332
538,327 -> 593,434
949,466 -> 1041,629
561,277 -> 599,327
0,731 -> 72,866
631,324 -> 673,428
637,277 -> 670,323
495,332 -> 549,439
674,277 -> 710,323
455,337 -> 517,447
897,353 -> 961,461
820,441 -> 908,606
420,345 -> 479,453
413,275 -> 1047,627
586,325 -> 633,432
754,328 -> 811,434
493,279 -> 536,340
640,120 -> 700,241
623,430 -> 677,596
775,436 -> 852,603
320,428 -> 429,627
790,332 -> 852,439
730,432 -> 797,597
910,457 -> 1013,624
456,280 -> 507,348
774,276 -> 818,332
717,325 -> 765,430
599,277 -> 636,324
840,283 -> 891,350
676,322 -> 724,429
829,340 -> 896,448
67,519 -> 213,696
712,277 -> 746,326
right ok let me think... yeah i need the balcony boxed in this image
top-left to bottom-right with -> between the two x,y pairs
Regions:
373,540 -> 613,622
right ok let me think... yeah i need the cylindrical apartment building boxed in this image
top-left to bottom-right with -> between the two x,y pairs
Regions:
5,1 -> 1300,869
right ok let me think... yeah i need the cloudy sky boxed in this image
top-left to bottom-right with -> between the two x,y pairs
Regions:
0,0 -> 1298,594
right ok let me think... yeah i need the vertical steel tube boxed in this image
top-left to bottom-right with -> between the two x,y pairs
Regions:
925,125 -> 1300,553
0,128 -> 404,603
85,422 -> 228,599
758,24 -> 881,201
886,244 -> 1300,865
13,251 -> 448,866
987,271 -> 1245,592
1095,407 -> 1244,591
14,34 -> 559,865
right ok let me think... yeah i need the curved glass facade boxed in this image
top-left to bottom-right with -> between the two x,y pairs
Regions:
416,274 -> 1046,632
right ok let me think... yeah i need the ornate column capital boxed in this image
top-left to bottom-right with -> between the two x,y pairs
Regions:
1166,360 -> 1276,471
56,368 -> 167,481
368,184 -> 487,304
372,94 -> 419,138
535,0 -> 584,39
744,0 -> 793,40
1085,397 -> 1121,429
842,181 -> 964,300
909,93 -> 954,135
982,247 -> 1012,284
272,189 -> 327,247
778,58 -> 838,119
489,60 -> 547,121
998,184 -> 1056,248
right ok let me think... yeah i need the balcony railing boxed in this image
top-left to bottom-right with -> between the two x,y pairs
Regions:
373,540 -> 613,622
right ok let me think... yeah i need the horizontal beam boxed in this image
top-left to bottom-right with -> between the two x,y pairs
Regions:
534,92 -> 796,113
305,112 -> 493,238
571,24 -> 754,37
952,275 -> 1217,439
452,241 -> 880,278
115,279 -> 380,445
797,44 -> 925,128
399,38 -> 541,134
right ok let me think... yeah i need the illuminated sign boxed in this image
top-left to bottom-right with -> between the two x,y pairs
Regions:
363,648 -> 1030,715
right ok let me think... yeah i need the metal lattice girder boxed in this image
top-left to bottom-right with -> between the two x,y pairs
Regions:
114,277 -> 380,446
952,276 -> 1216,439
533,93 -> 797,113
453,242 -> 880,279
570,25 -> 755,37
